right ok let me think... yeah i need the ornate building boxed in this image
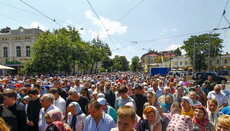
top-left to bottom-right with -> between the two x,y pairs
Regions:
0,27 -> 43,74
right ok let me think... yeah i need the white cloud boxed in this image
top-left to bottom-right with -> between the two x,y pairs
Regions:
63,19 -> 86,35
170,28 -> 177,32
85,10 -> 127,39
166,44 -> 186,55
29,21 -> 47,31
160,27 -> 178,35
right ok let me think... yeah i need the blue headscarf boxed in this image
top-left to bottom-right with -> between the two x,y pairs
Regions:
69,102 -> 82,115
69,102 -> 83,131
161,93 -> 174,113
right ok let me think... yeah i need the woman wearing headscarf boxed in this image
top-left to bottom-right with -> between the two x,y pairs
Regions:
206,98 -> 220,125
143,91 -> 164,117
67,102 -> 86,131
161,93 -> 174,113
192,105 -> 215,131
139,106 -> 162,131
173,86 -> 185,103
162,102 -> 182,131
181,96 -> 194,118
45,109 -> 64,124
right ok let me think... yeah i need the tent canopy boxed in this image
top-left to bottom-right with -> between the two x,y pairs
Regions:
0,65 -> 15,70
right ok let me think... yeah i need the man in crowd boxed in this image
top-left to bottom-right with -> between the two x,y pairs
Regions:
114,86 -> 136,110
47,88 -> 66,116
27,88 -> 42,131
131,85 -> 147,118
38,93 -> 60,131
104,81 -> 116,108
207,85 -> 228,111
66,88 -> 88,114
0,92 -> 17,131
3,89 -> 27,131
84,100 -> 115,131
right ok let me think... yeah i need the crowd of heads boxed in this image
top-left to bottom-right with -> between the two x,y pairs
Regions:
0,72 -> 229,131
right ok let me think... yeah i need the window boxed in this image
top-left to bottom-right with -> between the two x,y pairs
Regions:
224,59 -> 227,64
16,46 -> 21,57
3,47 -> 8,57
26,46 -> 30,57
180,62 -> 182,65
185,61 -> 187,65
217,60 -> 220,64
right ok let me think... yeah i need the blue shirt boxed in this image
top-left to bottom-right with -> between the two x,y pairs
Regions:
84,112 -> 115,131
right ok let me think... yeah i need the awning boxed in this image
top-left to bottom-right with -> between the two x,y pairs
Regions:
188,67 -> 193,70
223,66 -> 228,69
0,65 -> 15,70
215,66 -> 220,68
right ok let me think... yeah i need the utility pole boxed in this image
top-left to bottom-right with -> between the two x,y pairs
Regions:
208,33 -> 211,72
193,36 -> 196,73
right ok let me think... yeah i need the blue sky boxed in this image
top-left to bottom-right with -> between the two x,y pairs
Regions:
1,0 -> 230,62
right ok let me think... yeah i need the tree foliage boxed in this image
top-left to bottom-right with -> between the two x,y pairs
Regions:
173,47 -> 182,56
112,55 -> 130,71
130,56 -> 141,72
22,27 -> 112,75
181,33 -> 223,71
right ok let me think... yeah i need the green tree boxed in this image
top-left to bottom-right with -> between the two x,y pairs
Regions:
22,27 -> 86,74
181,33 -> 223,71
173,47 -> 182,56
101,57 -> 114,72
130,56 -> 140,72
87,38 -> 111,74
112,55 -> 130,71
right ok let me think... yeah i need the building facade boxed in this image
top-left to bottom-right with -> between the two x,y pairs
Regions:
0,27 -> 43,74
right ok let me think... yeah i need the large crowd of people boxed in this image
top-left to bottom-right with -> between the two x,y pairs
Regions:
0,73 -> 229,131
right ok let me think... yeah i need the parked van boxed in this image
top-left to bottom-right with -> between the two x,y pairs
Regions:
168,69 -> 186,77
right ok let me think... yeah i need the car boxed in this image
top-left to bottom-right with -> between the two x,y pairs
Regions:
218,71 -> 229,76
192,72 -> 227,84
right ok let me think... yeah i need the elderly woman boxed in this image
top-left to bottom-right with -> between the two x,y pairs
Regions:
143,91 -> 164,117
181,96 -> 194,118
44,109 -> 64,124
192,105 -> 215,131
161,93 -> 174,113
188,91 -> 201,106
67,102 -> 86,131
206,98 -> 220,125
139,106 -> 162,131
173,86 -> 185,103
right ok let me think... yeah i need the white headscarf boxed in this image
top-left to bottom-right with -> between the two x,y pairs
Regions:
146,106 -> 162,129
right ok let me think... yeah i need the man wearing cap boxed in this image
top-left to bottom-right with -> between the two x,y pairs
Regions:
97,98 -> 117,123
